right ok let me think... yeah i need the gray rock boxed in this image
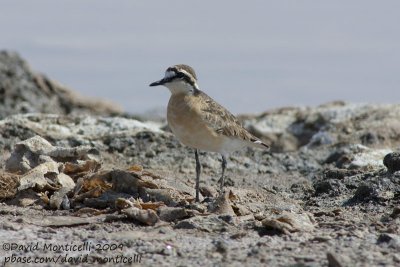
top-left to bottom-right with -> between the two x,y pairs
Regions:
17,161 -> 62,191
390,207 -> 400,219
313,180 -> 344,196
0,114 -> 163,159
383,152 -> 400,173
0,50 -> 121,119
327,252 -> 351,267
352,183 -> 377,201
158,207 -> 188,222
5,135 -> 55,173
243,101 -> 400,152
377,233 -> 400,249
49,188 -> 71,210
5,135 -> 97,174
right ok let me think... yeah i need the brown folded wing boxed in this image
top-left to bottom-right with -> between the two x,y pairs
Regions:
195,91 -> 269,149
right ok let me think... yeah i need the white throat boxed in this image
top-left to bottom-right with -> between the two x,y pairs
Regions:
165,80 -> 198,95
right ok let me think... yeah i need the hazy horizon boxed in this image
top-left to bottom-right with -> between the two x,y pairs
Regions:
1,1 -> 399,115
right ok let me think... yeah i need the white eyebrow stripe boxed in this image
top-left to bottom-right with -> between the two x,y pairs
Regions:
178,69 -> 194,80
179,69 -> 199,89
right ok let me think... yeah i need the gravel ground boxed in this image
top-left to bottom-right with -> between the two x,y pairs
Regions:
1,52 -> 400,267
0,112 -> 399,267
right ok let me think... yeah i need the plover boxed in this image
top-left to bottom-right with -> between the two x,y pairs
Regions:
150,64 -> 269,202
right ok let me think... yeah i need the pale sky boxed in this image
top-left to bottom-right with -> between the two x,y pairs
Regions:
1,1 -> 399,115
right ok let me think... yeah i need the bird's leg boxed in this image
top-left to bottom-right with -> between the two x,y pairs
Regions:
219,154 -> 227,193
194,149 -> 201,202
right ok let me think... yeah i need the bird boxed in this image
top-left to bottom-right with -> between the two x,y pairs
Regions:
150,64 -> 269,202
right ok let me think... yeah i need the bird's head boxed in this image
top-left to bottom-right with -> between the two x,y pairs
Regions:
149,64 -> 199,95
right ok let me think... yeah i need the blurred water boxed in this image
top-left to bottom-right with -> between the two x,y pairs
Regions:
1,0 -> 399,115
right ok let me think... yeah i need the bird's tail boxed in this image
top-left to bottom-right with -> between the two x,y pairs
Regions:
250,138 -> 270,150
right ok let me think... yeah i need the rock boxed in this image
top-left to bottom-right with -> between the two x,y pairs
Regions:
5,135 -> 98,174
208,191 -> 236,216
377,233 -> 400,249
262,212 -> 315,234
17,161 -> 62,191
243,102 -> 400,153
390,207 -> 400,219
83,191 -> 132,209
109,170 -> 144,195
306,131 -> 335,147
313,180 -> 343,196
15,157 -> 75,209
140,188 -> 177,206
79,172 -> 112,194
0,50 -> 121,119
122,207 -> 159,226
56,173 -> 75,191
242,107 -> 301,152
49,173 -> 75,210
377,190 -> 395,201
61,195 -> 71,210
5,135 -> 55,173
349,146 -> 392,169
158,207 -> 188,222
352,184 -> 377,201
327,252 -> 351,267
49,188 -> 71,210
6,189 -> 48,207
63,160 -> 101,178
383,152 -> 400,173
114,198 -> 136,210
0,114 -> 163,158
